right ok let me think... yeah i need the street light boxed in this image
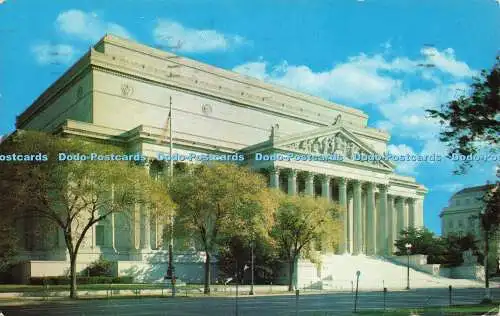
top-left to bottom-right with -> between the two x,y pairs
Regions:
249,240 -> 255,295
405,243 -> 412,290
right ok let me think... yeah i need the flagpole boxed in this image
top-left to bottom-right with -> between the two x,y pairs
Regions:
168,95 -> 175,297
169,96 -> 173,178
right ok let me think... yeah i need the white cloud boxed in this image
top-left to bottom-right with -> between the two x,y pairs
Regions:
234,59 -> 402,105
153,19 -> 248,53
56,10 -> 131,42
379,82 -> 469,140
387,144 -> 419,175
233,45 -> 477,175
419,47 -> 477,78
31,43 -> 77,65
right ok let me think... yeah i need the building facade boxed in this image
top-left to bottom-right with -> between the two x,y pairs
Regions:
440,184 -> 496,239
12,34 -> 427,282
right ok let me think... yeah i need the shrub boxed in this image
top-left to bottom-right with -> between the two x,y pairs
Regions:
80,257 -> 114,277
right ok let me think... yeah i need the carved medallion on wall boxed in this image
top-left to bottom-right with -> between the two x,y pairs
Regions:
202,103 -> 213,115
121,83 -> 134,97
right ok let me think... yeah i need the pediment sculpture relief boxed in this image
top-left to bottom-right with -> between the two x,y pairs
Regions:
290,133 -> 360,157
284,132 -> 384,167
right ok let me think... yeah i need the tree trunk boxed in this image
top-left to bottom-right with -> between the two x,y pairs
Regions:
288,258 -> 295,292
484,231 -> 490,298
69,252 -> 77,299
204,252 -> 211,294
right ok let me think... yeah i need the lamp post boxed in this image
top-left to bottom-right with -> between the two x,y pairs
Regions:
249,240 -> 255,295
405,243 -> 412,290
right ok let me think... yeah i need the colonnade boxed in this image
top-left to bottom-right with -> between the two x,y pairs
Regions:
68,161 -> 422,257
269,167 -> 423,256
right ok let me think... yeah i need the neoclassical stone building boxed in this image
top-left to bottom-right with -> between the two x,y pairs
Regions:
12,34 -> 427,282
440,183 -> 500,274
440,184 -> 495,238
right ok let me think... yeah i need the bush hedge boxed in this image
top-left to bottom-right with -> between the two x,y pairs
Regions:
30,276 -> 134,285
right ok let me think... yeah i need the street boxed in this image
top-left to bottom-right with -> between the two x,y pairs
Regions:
1,287 -> 499,315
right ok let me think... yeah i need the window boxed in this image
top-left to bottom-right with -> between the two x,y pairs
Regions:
456,199 -> 461,206
465,199 -> 470,205
96,225 -> 105,246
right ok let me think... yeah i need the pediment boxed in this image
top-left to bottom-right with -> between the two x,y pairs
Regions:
273,126 -> 394,170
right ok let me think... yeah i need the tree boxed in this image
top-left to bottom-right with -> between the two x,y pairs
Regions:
394,228 -> 481,266
426,56 -> 499,174
479,182 -> 500,302
169,163 -> 277,294
394,227 -> 444,258
0,221 -> 18,274
217,235 -> 280,284
0,131 -> 173,298
271,193 -> 342,291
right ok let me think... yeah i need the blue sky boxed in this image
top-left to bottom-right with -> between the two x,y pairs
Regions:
0,0 -> 499,235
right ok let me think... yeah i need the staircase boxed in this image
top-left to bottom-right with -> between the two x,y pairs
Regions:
296,254 -> 484,291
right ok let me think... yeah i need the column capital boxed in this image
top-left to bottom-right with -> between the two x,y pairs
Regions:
366,182 -> 375,190
352,179 -> 362,188
377,184 -> 389,192
305,172 -> 315,181
268,166 -> 280,174
319,174 -> 330,182
395,196 -> 406,204
338,177 -> 348,186
287,169 -> 298,177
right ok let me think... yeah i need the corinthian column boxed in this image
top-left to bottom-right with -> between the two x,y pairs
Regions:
387,195 -> 395,255
396,197 -> 405,237
321,175 -> 331,200
140,159 -> 152,251
408,198 -> 416,228
338,178 -> 348,254
378,185 -> 388,255
366,183 -> 376,255
305,172 -> 314,196
269,167 -> 280,188
353,180 -> 363,255
287,169 -> 297,195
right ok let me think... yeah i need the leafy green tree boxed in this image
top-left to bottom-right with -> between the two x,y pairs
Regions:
0,222 -> 18,274
479,183 -> 500,302
169,163 -> 277,294
217,235 -> 280,285
394,228 -> 481,267
394,227 -> 445,258
426,56 -> 499,175
0,131 -> 173,298
271,193 -> 342,292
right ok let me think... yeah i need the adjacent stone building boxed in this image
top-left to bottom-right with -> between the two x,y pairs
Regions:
440,184 -> 496,239
440,183 -> 499,274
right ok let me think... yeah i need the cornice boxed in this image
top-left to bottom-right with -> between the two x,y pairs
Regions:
17,51 -> 92,128
96,34 -> 368,121
54,120 -> 245,154
89,53 -> 339,127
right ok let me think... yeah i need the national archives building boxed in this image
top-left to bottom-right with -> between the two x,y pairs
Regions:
11,34 -> 427,283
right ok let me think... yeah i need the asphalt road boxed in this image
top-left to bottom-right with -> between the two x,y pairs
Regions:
1,288 -> 499,316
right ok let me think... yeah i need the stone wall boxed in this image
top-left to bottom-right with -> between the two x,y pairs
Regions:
390,253 -> 485,281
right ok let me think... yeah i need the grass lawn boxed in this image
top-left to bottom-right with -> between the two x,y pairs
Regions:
358,302 -> 500,315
